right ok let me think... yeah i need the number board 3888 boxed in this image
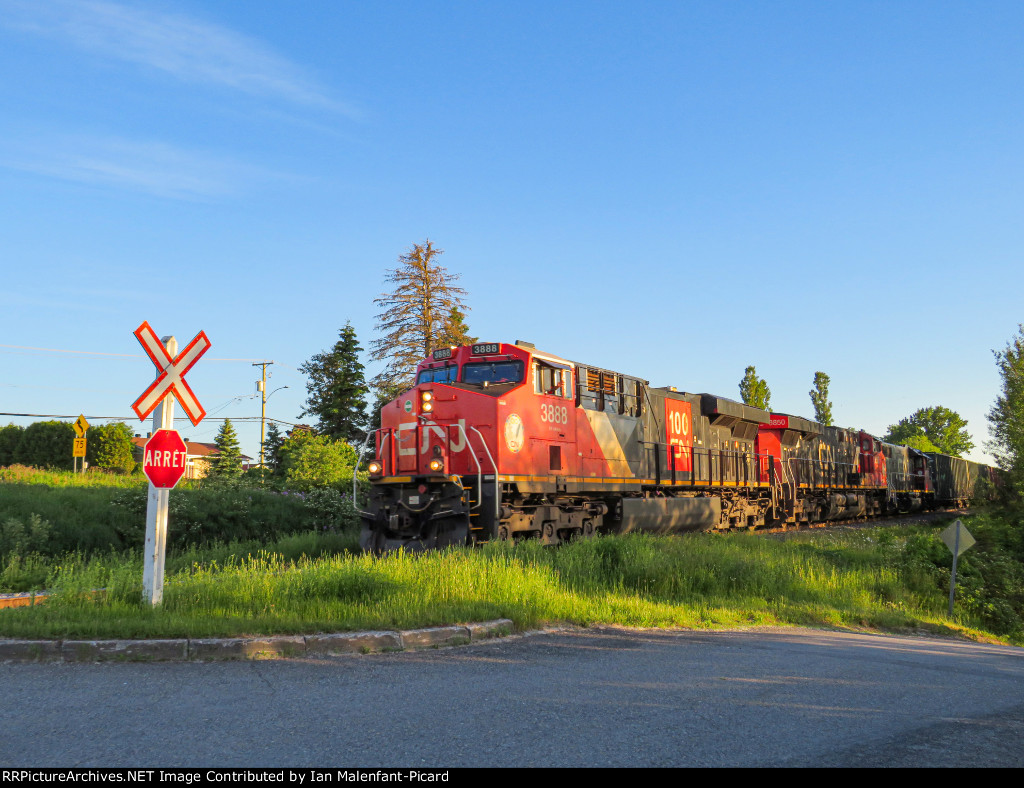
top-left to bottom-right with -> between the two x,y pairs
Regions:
540,403 -> 569,424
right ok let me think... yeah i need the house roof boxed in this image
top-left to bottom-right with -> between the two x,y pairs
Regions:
131,436 -> 252,461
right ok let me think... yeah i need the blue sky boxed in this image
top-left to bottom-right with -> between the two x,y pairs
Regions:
1,0 -> 1021,464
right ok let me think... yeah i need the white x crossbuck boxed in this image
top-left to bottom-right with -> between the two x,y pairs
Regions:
132,321 -> 211,426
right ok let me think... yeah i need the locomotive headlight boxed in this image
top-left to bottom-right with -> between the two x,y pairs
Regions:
367,461 -> 382,475
420,390 -> 434,412
428,458 -> 444,472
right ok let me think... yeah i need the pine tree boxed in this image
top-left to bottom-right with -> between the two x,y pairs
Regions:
264,422 -> 285,476
809,371 -> 834,426
370,240 -> 471,393
437,306 -> 477,349
300,322 -> 369,444
209,419 -> 243,479
369,381 -> 404,434
989,325 -> 1024,499
739,366 -> 771,411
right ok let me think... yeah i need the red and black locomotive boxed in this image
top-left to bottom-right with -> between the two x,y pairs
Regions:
358,341 -> 994,552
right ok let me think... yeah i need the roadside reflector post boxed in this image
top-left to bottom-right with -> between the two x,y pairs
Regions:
941,519 -> 975,620
142,335 -> 176,607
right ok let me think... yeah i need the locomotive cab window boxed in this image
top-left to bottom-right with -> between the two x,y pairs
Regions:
461,360 -> 525,394
416,364 -> 458,385
534,361 -> 569,398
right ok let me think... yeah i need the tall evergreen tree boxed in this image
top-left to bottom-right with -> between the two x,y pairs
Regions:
989,324 -> 1024,499
368,381 -> 404,435
809,371 -> 834,426
264,422 -> 285,476
208,419 -> 243,479
739,366 -> 771,411
436,305 -> 477,349
300,322 -> 369,444
370,240 -> 470,394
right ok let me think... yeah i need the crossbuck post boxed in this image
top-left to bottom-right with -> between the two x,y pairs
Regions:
142,335 -> 177,606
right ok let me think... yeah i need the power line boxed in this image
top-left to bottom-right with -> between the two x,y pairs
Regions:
0,412 -> 300,425
0,343 -> 272,363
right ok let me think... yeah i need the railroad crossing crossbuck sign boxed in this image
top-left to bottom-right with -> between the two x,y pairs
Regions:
132,321 -> 211,425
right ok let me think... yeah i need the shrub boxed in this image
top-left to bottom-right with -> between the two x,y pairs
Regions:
0,513 -> 53,556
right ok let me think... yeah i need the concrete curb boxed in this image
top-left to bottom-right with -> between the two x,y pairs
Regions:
0,619 -> 514,664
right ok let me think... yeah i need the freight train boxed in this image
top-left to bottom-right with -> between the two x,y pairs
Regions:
357,341 -> 994,552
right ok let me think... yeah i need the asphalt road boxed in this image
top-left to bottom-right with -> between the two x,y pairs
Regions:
2,627 -> 1023,768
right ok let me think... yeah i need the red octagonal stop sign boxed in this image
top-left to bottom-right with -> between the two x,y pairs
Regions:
143,429 -> 189,489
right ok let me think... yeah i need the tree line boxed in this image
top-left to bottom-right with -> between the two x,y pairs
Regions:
737,364 -> 974,457
0,421 -> 135,472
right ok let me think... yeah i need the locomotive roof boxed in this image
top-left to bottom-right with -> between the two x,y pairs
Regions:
769,412 -> 824,435
699,394 -> 770,425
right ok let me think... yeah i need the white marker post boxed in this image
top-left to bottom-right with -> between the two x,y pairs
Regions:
142,335 -> 176,606
941,519 -> 976,619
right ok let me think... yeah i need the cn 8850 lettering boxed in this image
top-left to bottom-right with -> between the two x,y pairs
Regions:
357,341 -> 994,552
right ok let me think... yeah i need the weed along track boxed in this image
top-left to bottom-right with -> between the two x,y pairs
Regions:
757,507 -> 972,538
3,510 -> 1018,650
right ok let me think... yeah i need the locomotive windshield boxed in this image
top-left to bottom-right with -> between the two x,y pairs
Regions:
416,364 -> 458,385
461,360 -> 524,388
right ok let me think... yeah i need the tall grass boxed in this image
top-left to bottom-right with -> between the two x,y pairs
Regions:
0,477 -> 356,559
1,527 -> 1007,644
0,465 -> 146,489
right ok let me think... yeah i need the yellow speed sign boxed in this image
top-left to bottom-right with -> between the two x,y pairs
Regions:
73,437 -> 87,458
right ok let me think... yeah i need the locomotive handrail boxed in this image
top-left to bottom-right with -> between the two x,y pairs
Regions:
786,457 -> 858,488
469,426 -> 500,525
449,422 -> 483,511
361,422 -> 493,518
353,428 -> 381,518
641,441 -> 777,487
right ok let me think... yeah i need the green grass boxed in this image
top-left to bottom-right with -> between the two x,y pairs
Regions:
0,467 -> 357,558
0,465 -> 148,488
1,524 -> 1015,645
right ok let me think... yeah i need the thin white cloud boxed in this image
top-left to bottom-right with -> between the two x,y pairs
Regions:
0,0 -> 356,115
0,135 -> 289,200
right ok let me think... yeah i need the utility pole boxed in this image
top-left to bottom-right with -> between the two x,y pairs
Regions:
252,360 -> 274,467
